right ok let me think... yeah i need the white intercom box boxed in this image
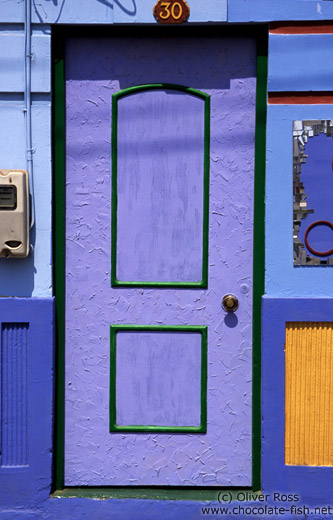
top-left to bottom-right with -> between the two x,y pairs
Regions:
0,169 -> 29,258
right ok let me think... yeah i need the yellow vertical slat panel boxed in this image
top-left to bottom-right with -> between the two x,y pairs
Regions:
285,322 -> 333,466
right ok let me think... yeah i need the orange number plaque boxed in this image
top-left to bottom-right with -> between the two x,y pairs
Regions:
153,0 -> 190,24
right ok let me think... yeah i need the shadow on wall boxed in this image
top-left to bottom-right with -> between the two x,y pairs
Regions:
97,0 -> 137,16
66,35 -> 257,90
33,0 -> 137,23
0,226 -> 35,297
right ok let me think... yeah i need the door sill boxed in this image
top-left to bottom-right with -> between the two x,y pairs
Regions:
52,486 -> 261,502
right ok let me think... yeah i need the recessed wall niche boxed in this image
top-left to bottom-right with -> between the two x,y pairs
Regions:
293,120 -> 333,266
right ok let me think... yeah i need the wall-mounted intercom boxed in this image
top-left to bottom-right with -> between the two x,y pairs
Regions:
0,169 -> 29,258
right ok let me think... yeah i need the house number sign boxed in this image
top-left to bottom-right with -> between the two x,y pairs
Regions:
153,0 -> 190,24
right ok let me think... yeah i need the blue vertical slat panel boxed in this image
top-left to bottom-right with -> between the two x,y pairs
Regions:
0,298 -> 54,508
1,324 -> 28,467
262,297 -> 333,503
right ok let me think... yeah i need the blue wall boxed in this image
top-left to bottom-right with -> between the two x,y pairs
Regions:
0,25 -> 51,297
266,104 -> 333,297
229,0 -> 333,22
0,298 -> 53,509
2,0 -> 333,24
269,34 -> 333,92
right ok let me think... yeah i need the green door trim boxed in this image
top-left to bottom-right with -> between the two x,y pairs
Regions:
109,325 -> 208,433
111,84 -> 210,289
52,24 -> 267,500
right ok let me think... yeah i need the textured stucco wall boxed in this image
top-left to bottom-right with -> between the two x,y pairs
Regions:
64,35 -> 256,487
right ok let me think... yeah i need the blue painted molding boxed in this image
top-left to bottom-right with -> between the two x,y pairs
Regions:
262,297 -> 333,506
229,0 -> 333,22
2,0 -> 333,24
0,0 -> 227,24
266,104 -> 333,298
269,34 -> 333,92
0,298 -> 54,508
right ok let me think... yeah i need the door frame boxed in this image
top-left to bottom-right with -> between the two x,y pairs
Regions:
52,24 -> 267,499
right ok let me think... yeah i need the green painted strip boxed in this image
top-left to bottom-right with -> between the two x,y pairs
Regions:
110,425 -> 205,433
53,486 -> 256,501
200,325 -> 208,432
112,83 -> 210,101
111,83 -> 210,289
111,92 -> 118,289
252,28 -> 268,492
202,95 -> 210,288
110,325 -> 207,331
52,30 -> 66,491
109,325 -> 117,436
111,281 -> 207,288
109,325 -> 208,433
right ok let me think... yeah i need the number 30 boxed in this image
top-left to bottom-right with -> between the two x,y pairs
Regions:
160,2 -> 183,20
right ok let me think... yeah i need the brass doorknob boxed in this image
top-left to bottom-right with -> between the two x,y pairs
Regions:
222,294 -> 239,312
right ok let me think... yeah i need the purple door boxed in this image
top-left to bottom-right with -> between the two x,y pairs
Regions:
65,35 -> 256,486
